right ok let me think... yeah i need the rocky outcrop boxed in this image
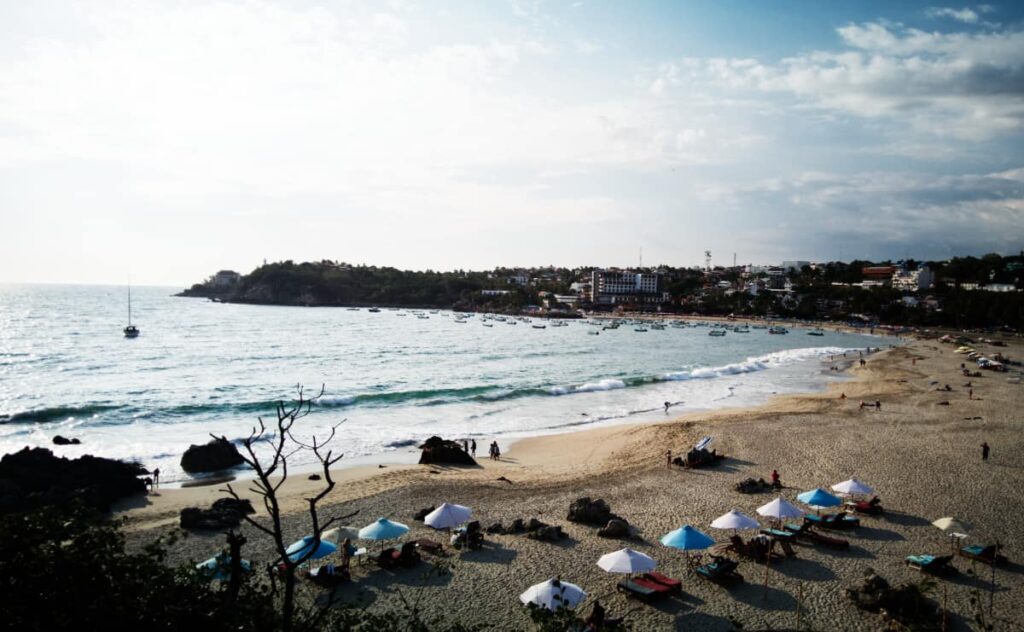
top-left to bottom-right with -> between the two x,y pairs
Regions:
597,518 -> 631,539
418,436 -> 477,466
52,435 -> 81,445
0,447 -> 147,514
413,506 -> 436,521
180,498 -> 255,531
846,568 -> 939,630
180,438 -> 246,474
567,497 -> 619,525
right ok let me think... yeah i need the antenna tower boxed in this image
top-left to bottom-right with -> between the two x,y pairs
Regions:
704,250 -> 712,272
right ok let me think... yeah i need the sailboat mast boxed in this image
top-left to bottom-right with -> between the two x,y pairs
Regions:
128,285 -> 132,326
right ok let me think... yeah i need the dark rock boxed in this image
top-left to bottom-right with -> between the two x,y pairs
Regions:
567,497 -> 618,525
180,498 -> 254,531
413,506 -> 436,521
180,438 -> 245,474
485,522 -> 505,534
597,518 -> 631,538
0,447 -> 147,514
52,435 -> 81,446
510,518 -> 526,533
527,525 -> 566,543
684,448 -> 723,468
735,477 -> 773,493
417,436 -> 477,466
526,518 -> 548,532
847,568 -> 939,630
308,474 -> 321,481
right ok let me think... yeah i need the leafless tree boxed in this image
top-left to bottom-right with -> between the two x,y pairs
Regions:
218,384 -> 357,632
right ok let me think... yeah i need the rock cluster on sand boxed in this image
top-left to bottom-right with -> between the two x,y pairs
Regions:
180,498 -> 255,531
0,447 -> 146,513
180,438 -> 246,474
846,568 -> 939,629
418,436 -> 477,466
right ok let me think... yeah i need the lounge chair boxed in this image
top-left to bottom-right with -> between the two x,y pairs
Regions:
803,512 -> 860,530
906,554 -> 957,575
729,534 -> 783,563
416,538 -> 444,555
642,571 -> 682,595
306,563 -> 349,587
760,527 -> 797,543
584,601 -> 624,631
695,556 -> 743,585
845,496 -> 883,515
959,544 -> 1007,566
617,578 -> 669,602
784,522 -> 850,550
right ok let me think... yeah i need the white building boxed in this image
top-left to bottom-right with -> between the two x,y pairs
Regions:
590,270 -> 663,305
209,270 -> 241,288
891,267 -> 934,292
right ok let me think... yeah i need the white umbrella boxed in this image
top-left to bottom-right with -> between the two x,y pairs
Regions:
831,478 -> 875,496
757,496 -> 804,520
932,517 -> 971,539
424,503 -> 473,530
520,578 -> 587,610
711,509 -> 760,531
596,548 -> 657,574
322,526 -> 360,544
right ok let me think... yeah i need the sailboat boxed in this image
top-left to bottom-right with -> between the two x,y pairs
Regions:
124,285 -> 140,338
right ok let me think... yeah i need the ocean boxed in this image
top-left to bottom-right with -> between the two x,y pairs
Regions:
0,284 -> 896,484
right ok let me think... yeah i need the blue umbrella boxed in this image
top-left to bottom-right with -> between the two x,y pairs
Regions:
286,535 -> 337,563
796,488 -> 842,509
660,525 -> 715,551
358,517 -> 410,541
196,553 -> 252,580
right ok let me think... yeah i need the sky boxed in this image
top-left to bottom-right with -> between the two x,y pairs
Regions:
1,1 -> 1023,285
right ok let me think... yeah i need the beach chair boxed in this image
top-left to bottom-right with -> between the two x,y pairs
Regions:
845,496 -> 884,515
416,538 -> 444,555
959,544 -> 1007,566
695,557 -> 743,586
760,527 -> 797,543
784,522 -> 850,550
906,554 -> 957,575
803,512 -> 860,530
306,563 -> 349,587
642,571 -> 682,595
616,578 -> 668,602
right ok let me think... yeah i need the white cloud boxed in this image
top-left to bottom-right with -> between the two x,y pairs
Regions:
925,7 -> 980,24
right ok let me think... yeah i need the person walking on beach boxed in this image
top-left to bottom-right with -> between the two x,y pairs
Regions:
969,388 -> 974,400
981,441 -> 990,461
463,439 -> 469,452
493,441 -> 501,460
152,468 -> 160,488
875,400 -> 881,410
470,439 -> 476,457
666,450 -> 672,468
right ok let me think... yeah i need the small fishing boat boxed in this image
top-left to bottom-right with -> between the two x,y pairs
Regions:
807,328 -> 825,336
634,327 -> 648,332
768,326 -> 789,334
532,324 -> 546,329
708,329 -> 726,337
124,285 -> 140,338
368,307 -> 381,313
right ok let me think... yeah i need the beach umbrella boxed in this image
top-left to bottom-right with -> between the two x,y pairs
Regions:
596,548 -> 657,574
932,517 -> 971,539
424,503 -> 473,530
796,488 -> 842,510
710,509 -> 760,531
286,535 -> 337,563
661,525 -> 715,551
519,578 -> 587,611
358,517 -> 410,541
831,478 -> 874,496
322,526 -> 360,545
756,496 -> 804,521
196,553 -> 251,581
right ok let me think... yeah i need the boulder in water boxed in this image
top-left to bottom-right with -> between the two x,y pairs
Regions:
417,436 -> 477,466
180,438 -> 246,474
52,435 -> 81,446
0,447 -> 146,514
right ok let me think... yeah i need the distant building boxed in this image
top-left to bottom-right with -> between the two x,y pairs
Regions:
480,289 -> 511,297
892,266 -> 934,292
552,294 -> 580,306
590,269 -> 663,305
862,266 -> 896,283
781,261 -> 810,273
209,270 -> 241,288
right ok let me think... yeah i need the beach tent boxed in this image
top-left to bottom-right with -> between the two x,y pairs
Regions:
710,509 -> 760,531
519,578 -> 587,611
358,517 -> 410,541
424,503 -> 473,530
196,553 -> 251,581
661,525 -> 715,551
596,548 -> 657,574
285,535 -> 337,563
796,488 -> 842,509
756,496 -> 804,520
831,478 -> 874,496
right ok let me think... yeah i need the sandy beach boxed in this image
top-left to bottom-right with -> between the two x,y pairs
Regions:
120,336 -> 1024,631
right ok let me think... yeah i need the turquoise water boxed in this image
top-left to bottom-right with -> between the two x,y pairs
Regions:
0,284 -> 894,482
